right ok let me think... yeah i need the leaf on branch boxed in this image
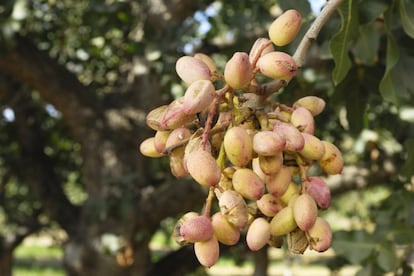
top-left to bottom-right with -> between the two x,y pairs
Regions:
399,0 -> 414,39
279,0 -> 311,17
379,5 -> 400,104
377,242 -> 397,272
329,0 -> 359,85
401,138 -> 414,178
352,24 -> 380,66
358,0 -> 389,25
356,265 -> 373,276
332,230 -> 376,264
333,73 -> 365,134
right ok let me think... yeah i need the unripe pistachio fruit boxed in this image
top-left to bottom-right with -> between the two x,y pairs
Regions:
257,51 -> 297,81
287,228 -> 309,254
173,212 -> 199,245
232,168 -> 265,200
194,53 -> 217,73
279,182 -> 300,205
224,126 -> 253,167
265,166 -> 292,197
249,38 -> 274,65
194,235 -> 220,268
139,137 -> 164,158
160,98 -> 194,130
307,217 -> 332,252
252,157 -> 266,181
246,218 -> 271,251
253,131 -> 286,156
299,133 -> 325,160
293,194 -> 318,231
270,206 -> 297,236
293,96 -> 326,116
180,215 -> 214,243
211,212 -> 240,245
268,9 -> 302,46
273,121 -> 304,152
186,149 -> 221,187
183,80 -> 216,115
305,176 -> 331,209
224,52 -> 254,89
217,190 -> 249,229
169,147 -> 188,178
258,152 -> 283,175
290,107 -> 315,134
256,193 -> 283,217
165,127 -> 192,149
176,56 -> 211,84
154,130 -> 170,153
146,105 -> 168,131
183,136 -> 211,171
318,141 -> 344,175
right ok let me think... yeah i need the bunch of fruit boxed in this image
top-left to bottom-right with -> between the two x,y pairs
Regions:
140,9 -> 343,268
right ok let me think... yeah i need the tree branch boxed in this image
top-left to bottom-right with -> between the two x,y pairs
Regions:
0,35 -> 101,142
260,0 -> 345,97
328,165 -> 395,197
292,0 -> 345,67
148,246 -> 200,276
0,79 -> 82,236
136,178 -> 206,228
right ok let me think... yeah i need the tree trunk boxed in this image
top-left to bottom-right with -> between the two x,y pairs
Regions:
62,236 -> 152,276
253,246 -> 269,276
148,246 -> 200,276
0,2 -> 221,275
0,249 -> 12,276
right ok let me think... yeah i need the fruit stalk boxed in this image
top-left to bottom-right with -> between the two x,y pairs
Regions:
203,186 -> 216,217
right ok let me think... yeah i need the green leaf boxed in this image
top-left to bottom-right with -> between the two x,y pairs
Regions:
333,230 -> 376,264
356,265 -> 373,276
377,243 -> 397,272
279,0 -> 311,17
332,67 -> 374,134
379,5 -> 400,104
390,227 -> 414,245
401,138 -> 414,177
399,0 -> 414,39
353,24 -> 381,66
330,0 -> 359,85
358,0 -> 389,24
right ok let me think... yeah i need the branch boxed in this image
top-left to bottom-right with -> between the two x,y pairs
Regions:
1,209 -> 44,251
0,35 -> 100,142
292,0 -> 345,67
260,0 -> 345,97
135,178 -> 206,228
144,0 -> 214,30
148,246 -> 200,276
328,164 -> 396,197
2,82 -> 82,236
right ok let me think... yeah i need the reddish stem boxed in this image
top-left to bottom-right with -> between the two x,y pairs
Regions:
201,85 -> 230,149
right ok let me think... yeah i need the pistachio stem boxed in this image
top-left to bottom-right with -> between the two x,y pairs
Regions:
201,85 -> 230,149
203,187 -> 216,217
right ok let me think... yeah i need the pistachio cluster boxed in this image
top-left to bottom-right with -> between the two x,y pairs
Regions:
140,9 -> 343,268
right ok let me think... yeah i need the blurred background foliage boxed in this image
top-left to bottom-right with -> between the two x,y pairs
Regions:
0,0 -> 413,275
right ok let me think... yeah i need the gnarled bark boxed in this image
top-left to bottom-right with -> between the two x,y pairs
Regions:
0,1 -> 209,273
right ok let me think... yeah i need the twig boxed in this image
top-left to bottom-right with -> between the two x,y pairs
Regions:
201,85 -> 230,149
260,0 -> 345,98
203,187 -> 215,217
292,0 -> 345,67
